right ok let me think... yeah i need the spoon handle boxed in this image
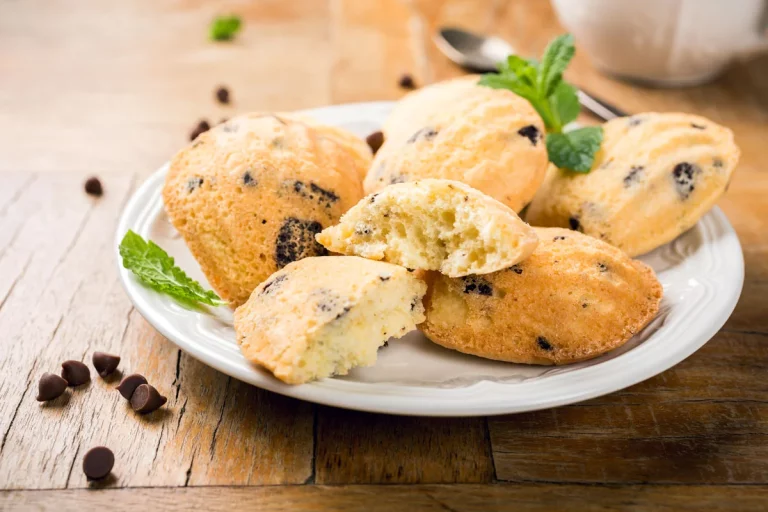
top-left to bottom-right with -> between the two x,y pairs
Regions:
576,89 -> 629,121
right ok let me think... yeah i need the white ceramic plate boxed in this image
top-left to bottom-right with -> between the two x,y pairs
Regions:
116,101 -> 744,417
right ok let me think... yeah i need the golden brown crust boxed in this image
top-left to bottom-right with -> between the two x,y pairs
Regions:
163,113 -> 365,307
526,112 -> 740,256
365,79 -> 549,213
420,228 -> 663,365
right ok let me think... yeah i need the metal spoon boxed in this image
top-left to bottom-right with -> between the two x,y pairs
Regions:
434,27 -> 628,121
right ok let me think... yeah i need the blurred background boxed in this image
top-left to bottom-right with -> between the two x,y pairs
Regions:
2,0 -> 766,178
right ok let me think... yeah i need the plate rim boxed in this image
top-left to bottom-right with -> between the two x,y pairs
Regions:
115,101 -> 745,417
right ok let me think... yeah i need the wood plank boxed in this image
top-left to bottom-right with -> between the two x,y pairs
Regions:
0,173 -> 313,489
4,484 -> 768,511
489,331 -> 768,484
315,407 -> 494,484
329,0 -> 415,104
0,0 -> 333,174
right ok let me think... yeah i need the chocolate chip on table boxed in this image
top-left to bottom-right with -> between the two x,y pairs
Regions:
92,352 -> 121,378
366,131 -> 384,154
116,373 -> 148,400
36,373 -> 68,402
61,360 -> 90,387
82,446 -> 114,480
130,384 -> 167,414
84,177 -> 103,197
189,119 -> 211,141
215,86 -> 230,104
398,73 -> 416,89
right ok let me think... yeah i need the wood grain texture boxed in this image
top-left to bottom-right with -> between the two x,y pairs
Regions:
315,407 -> 494,484
4,485 -> 768,512
490,331 -> 768,484
0,173 -> 313,490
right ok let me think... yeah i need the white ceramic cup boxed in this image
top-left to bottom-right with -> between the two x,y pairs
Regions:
551,0 -> 768,86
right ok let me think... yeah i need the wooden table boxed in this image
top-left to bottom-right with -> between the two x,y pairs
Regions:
1,1 -> 767,510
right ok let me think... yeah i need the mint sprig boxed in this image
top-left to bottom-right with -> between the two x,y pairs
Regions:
478,34 -> 602,172
119,230 -> 226,307
210,15 -> 242,41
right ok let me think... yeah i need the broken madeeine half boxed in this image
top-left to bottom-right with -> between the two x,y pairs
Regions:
234,256 -> 427,384
316,179 -> 539,278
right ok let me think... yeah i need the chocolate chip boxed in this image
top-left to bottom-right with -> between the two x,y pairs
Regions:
187,177 -> 204,193
627,116 -> 643,127
406,127 -> 438,143
379,275 -> 391,282
61,360 -> 90,387
215,86 -> 230,104
370,194 -> 378,203
116,373 -> 148,400
310,183 -> 339,203
553,236 -> 566,241
598,263 -> 609,272
398,73 -> 416,89
366,131 -> 384,154
243,171 -> 256,187
672,162 -> 701,199
84,177 -> 103,197
36,373 -> 68,401
410,297 -> 418,311
517,125 -> 541,146
92,352 -> 120,378
389,175 -> 407,185
713,158 -> 724,169
130,384 -> 167,414
691,123 -> 706,130
582,303 -> 588,308
189,119 -> 211,141
334,306 -> 352,320
537,336 -> 553,351
275,217 -> 328,268
624,165 -> 644,187
82,446 -> 114,480
260,274 -> 288,296
510,264 -> 523,274
568,216 -> 581,231
462,276 -> 493,296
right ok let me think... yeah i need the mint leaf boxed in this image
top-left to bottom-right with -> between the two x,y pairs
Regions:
210,15 -> 242,41
537,34 -> 575,98
119,230 -> 226,307
550,81 -> 580,128
545,127 -> 604,172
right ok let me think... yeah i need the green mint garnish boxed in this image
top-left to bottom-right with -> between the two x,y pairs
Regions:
479,33 -> 603,173
119,230 -> 226,307
210,15 -> 242,41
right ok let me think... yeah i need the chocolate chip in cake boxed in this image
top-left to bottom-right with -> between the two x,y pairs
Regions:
672,162 -> 701,199
189,119 -> 211,141
406,126 -> 438,144
509,264 -> 523,274
186,176 -> 204,193
537,336 -> 553,351
366,131 -> 384,154
553,235 -> 567,241
36,373 -> 68,402
623,165 -> 644,187
61,360 -> 90,387
116,373 -> 148,400
92,352 -> 120,378
568,216 -> 581,231
215,86 -> 230,104
517,125 -> 541,146
130,384 -> 167,414
242,171 -> 256,187
83,446 -> 114,480
398,73 -> 416,89
275,217 -> 328,268
690,123 -> 706,130
260,274 -> 288,296
84,177 -> 103,197
462,276 -> 493,296
627,116 -> 644,127
598,262 -> 609,272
